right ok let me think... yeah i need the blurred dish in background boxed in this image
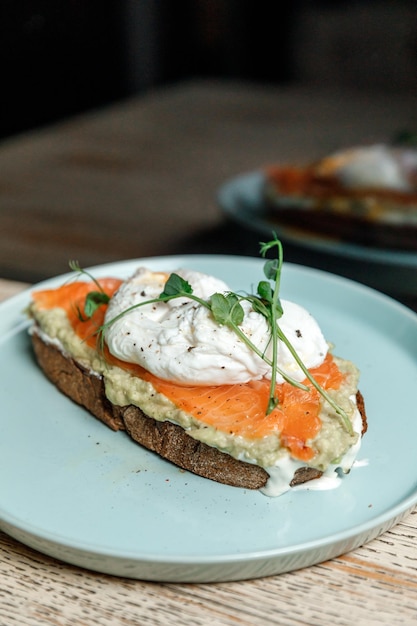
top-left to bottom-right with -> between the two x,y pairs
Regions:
217,169 -> 417,300
264,144 -> 417,251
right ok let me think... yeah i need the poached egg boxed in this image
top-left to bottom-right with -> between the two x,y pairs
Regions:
315,144 -> 417,192
104,268 -> 328,386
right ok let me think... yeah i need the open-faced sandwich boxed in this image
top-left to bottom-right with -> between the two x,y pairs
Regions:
28,238 -> 367,496
264,144 -> 417,249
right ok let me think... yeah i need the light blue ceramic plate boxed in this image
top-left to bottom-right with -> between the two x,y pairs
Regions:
218,172 -> 417,296
0,256 -> 416,582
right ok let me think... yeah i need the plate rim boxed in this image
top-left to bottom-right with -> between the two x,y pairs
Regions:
1,483 -> 416,564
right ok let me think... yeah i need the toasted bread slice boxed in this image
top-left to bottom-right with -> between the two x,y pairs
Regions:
31,330 -> 367,491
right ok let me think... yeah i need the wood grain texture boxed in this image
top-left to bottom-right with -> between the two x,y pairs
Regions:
1,278 -> 416,625
0,512 -> 416,626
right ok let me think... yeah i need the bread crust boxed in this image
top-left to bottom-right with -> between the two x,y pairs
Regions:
31,332 -> 124,431
31,331 -> 366,490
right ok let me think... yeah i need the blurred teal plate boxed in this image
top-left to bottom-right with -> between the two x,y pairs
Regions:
218,172 -> 417,296
0,255 -> 417,583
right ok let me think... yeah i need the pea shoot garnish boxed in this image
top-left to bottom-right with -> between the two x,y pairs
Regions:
68,261 -> 111,320
69,235 -> 353,434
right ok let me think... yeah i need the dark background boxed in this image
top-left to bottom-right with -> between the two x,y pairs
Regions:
1,0 -> 416,140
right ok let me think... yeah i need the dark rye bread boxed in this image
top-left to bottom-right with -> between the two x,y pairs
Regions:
31,331 -> 367,491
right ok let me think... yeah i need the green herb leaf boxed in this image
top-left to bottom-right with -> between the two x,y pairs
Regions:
210,292 -> 244,326
263,258 -> 279,281
210,293 -> 231,325
161,273 -> 193,297
245,295 -> 270,319
67,262 -> 112,323
84,291 -> 110,318
257,280 -> 273,302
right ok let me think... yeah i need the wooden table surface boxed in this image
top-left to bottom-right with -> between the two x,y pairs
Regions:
1,82 -> 417,624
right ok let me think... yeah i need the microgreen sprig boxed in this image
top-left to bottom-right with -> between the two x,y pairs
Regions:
257,238 -> 353,433
258,237 -> 284,413
70,236 -> 353,434
68,260 -> 111,320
